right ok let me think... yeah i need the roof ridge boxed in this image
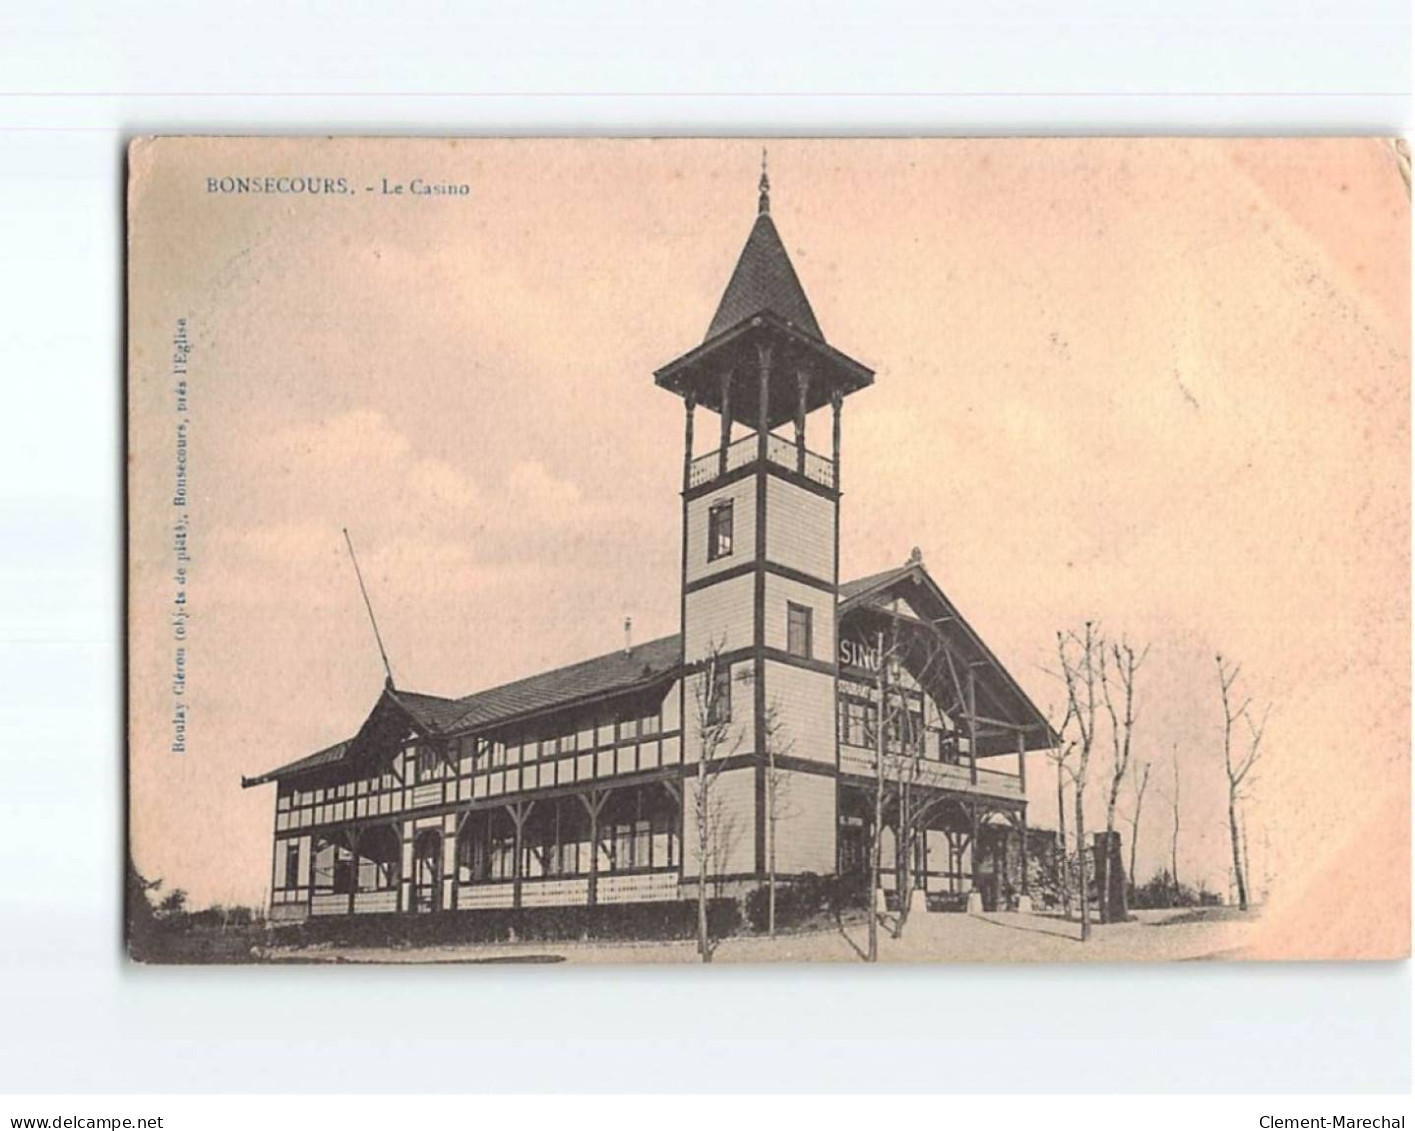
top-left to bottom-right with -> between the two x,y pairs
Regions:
389,688 -> 459,704
446,632 -> 681,709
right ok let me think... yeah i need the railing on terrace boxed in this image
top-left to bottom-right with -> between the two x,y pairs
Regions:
688,433 -> 836,490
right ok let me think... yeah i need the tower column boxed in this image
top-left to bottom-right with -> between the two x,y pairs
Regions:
795,371 -> 810,473
682,392 -> 696,489
719,369 -> 733,473
831,389 -> 843,489
1016,728 -> 1027,793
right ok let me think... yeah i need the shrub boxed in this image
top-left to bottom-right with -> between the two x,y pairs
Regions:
1131,869 -> 1209,910
275,897 -> 743,950
744,873 -> 832,932
826,871 -> 869,914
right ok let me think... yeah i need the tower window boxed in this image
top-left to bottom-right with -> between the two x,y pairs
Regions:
707,499 -> 734,561
787,602 -> 813,659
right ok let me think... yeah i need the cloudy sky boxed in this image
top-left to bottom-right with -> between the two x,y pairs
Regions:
128,138 -> 1408,956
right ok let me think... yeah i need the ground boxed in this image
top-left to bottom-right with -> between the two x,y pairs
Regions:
253,906 -> 1258,965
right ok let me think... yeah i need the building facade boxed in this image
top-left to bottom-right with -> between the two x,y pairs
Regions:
242,170 -> 1053,924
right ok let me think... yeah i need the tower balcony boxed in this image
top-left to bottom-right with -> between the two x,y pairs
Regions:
688,432 -> 837,491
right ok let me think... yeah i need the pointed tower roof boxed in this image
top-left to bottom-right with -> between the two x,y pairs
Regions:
705,157 -> 823,342
655,159 -> 872,427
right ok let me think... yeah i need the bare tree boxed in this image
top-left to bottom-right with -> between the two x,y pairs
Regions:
856,613 -> 966,955
1125,758 -> 1152,902
1216,653 -> 1270,912
762,701 -> 795,939
861,623 -> 919,959
1056,623 -> 1103,941
885,628 -> 952,941
888,705 -> 950,940
1100,637 -> 1148,922
689,642 -> 745,962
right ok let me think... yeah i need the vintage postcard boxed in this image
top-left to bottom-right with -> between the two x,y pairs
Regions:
126,136 -> 1410,964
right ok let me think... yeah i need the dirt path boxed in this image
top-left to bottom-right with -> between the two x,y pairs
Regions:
261,907 -> 1256,965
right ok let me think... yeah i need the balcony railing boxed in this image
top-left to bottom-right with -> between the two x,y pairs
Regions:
838,745 -> 1024,801
688,433 -> 837,490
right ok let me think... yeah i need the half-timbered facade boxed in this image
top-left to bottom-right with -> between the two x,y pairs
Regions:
243,168 -> 1052,924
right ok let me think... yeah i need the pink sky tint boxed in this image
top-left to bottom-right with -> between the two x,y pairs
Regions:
128,138 -> 1409,956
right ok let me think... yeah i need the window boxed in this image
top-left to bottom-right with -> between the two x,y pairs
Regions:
283,842 -> 300,889
415,745 -> 438,783
706,661 -> 732,726
787,602 -> 813,659
707,499 -> 734,561
839,699 -> 870,748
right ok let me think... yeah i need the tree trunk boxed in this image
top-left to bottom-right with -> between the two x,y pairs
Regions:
1127,819 -> 1140,903
697,757 -> 711,961
1241,815 -> 1252,905
1170,814 -> 1180,903
767,771 -> 777,939
869,759 -> 883,963
1228,793 -> 1248,911
892,774 -> 911,940
1075,787 -> 1090,941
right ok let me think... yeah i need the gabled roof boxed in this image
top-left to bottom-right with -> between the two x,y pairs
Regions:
386,688 -> 469,734
706,212 -> 823,342
243,635 -> 681,787
838,558 -> 1056,755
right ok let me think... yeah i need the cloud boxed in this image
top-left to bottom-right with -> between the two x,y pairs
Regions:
507,459 -> 582,512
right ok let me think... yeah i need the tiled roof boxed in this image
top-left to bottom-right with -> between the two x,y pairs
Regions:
386,688 -> 471,734
244,635 -> 682,786
838,564 -> 913,602
242,738 -> 348,785
443,634 -> 682,733
706,213 -> 823,342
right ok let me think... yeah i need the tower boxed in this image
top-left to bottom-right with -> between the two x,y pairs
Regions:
654,161 -> 874,889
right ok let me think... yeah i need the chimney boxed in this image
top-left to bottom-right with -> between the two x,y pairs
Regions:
623,615 -> 633,657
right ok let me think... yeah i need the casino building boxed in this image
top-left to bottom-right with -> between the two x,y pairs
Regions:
242,168 -> 1053,924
